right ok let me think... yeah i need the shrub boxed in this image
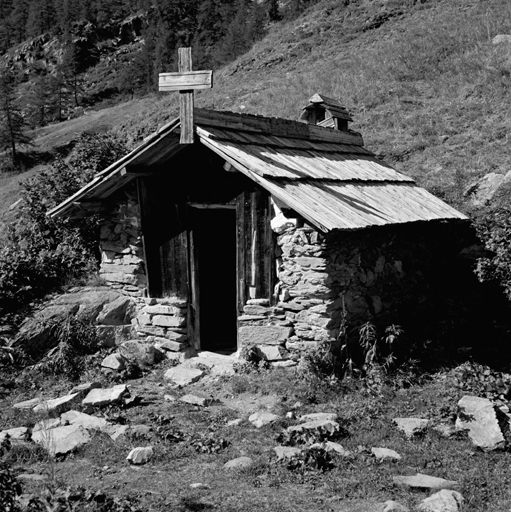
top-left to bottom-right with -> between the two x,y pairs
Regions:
0,132 -> 127,314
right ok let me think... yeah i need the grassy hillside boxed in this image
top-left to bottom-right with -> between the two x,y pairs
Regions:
2,0 -> 511,233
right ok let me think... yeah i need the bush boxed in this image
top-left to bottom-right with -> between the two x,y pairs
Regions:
0,132 -> 127,314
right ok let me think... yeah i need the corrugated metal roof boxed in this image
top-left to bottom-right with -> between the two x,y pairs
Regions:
48,108 -> 468,231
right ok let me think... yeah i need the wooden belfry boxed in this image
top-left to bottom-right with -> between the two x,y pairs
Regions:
159,48 -> 213,144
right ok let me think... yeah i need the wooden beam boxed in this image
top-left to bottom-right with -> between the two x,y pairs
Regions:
159,70 -> 212,92
179,48 -> 194,144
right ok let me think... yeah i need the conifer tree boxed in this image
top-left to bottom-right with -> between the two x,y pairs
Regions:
0,67 -> 32,165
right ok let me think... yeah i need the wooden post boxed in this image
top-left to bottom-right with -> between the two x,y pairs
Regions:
159,48 -> 213,145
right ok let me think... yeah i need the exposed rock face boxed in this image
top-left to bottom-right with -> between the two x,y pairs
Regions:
455,395 -> 506,451
13,288 -> 135,358
464,171 -> 511,207
118,340 -> 156,366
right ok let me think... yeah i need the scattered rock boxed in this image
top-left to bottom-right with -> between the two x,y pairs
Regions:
17,473 -> 49,482
32,424 -> 92,456
393,417 -> 430,438
33,418 -> 61,433
464,171 -> 511,207
104,425 -> 129,441
129,425 -> 151,437
0,427 -> 29,442
180,394 -> 213,407
323,441 -> 353,457
392,473 -> 459,491
271,360 -> 297,368
248,411 -> 280,428
183,352 -> 236,377
69,382 -> 102,397
190,483 -> 210,490
33,393 -> 80,414
101,353 -> 127,371
119,340 -> 155,366
164,394 -> 177,402
257,345 -> 289,361
380,501 -> 410,512
432,424 -> 457,438
417,490 -> 464,512
455,395 -> 506,451
371,447 -> 402,461
492,34 -> 511,45
82,384 -> 129,407
13,397 -> 41,409
60,410 -> 108,431
286,418 -> 340,436
127,446 -> 153,465
227,418 -> 243,427
164,367 -> 205,386
224,456 -> 253,469
274,445 -> 302,460
299,412 -> 337,422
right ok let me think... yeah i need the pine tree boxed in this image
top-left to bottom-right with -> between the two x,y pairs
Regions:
0,67 -> 32,165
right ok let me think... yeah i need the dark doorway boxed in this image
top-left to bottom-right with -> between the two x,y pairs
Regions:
192,207 -> 237,353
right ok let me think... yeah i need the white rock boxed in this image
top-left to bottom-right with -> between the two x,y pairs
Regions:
69,382 -> 102,397
417,489 -> 464,512
33,418 -> 61,433
381,501 -> 410,512
127,446 -> 153,465
323,441 -> 353,457
393,417 -> 430,438
60,410 -> 108,431
82,385 -> 128,407
180,394 -> 212,406
286,419 -> 339,435
33,393 -> 80,414
271,360 -> 297,368
164,367 -> 205,386
190,483 -> 210,489
224,456 -> 253,469
257,345 -> 289,361
372,447 -> 402,461
274,445 -> 302,460
13,397 -> 41,409
183,352 -> 236,376
32,424 -> 91,456
393,473 -> 459,491
248,411 -> 280,428
0,427 -> 29,442
101,353 -> 127,371
227,418 -> 243,427
432,424 -> 457,438
299,412 -> 337,422
493,34 -> 511,45
455,395 -> 506,451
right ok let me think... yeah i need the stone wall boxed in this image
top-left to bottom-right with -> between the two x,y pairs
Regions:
240,219 -> 474,361
99,183 -> 147,297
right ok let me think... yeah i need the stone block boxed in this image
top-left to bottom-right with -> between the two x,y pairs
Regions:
143,305 -> 182,316
152,315 -> 186,328
96,325 -> 132,348
33,393 -> 80,414
100,272 -> 137,285
294,257 -> 327,269
32,424 -> 91,456
82,384 -> 129,407
239,326 -> 292,346
127,446 -> 153,465
101,264 -> 139,274
246,299 -> 270,306
156,339 -> 188,352
136,325 -> 167,337
101,353 -> 127,371
243,305 -> 273,316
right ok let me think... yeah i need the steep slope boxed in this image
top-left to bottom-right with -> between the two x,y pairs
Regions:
2,0 -> 511,234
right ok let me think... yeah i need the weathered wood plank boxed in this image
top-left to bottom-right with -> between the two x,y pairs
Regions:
159,70 -> 212,92
195,108 -> 364,145
178,48 -> 194,145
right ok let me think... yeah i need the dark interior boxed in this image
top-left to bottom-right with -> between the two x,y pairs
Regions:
193,208 -> 238,353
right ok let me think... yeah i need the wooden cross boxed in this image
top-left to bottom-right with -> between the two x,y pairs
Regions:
159,48 -> 213,144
